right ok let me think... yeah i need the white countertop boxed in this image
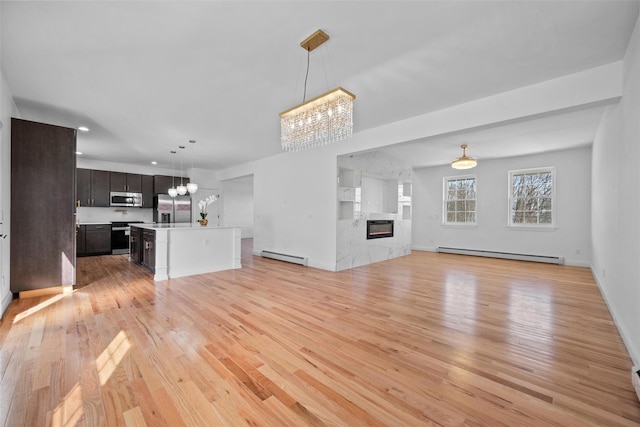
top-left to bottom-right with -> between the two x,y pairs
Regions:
130,223 -> 235,230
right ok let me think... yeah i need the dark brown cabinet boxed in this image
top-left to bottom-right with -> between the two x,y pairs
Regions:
11,118 -> 76,293
76,168 -> 110,207
141,175 -> 153,208
129,227 -> 142,263
84,224 -> 111,255
142,229 -> 156,272
76,225 -> 86,256
76,168 -> 91,208
153,174 -> 189,195
110,172 -> 142,193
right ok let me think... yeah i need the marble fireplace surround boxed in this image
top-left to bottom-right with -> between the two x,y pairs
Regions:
336,151 -> 412,271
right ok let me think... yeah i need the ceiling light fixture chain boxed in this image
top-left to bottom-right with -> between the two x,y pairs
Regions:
186,140 -> 198,194
177,145 -> 187,195
168,150 -> 178,197
303,47 -> 310,102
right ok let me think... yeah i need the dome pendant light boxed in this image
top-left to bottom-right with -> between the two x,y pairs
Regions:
168,150 -> 178,197
186,139 -> 198,194
176,145 -> 187,195
451,144 -> 477,169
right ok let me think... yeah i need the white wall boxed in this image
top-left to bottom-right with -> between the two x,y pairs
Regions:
218,147 -> 338,271
0,78 -> 17,316
0,16 -> 21,315
591,14 -> 640,365
221,176 -> 254,238
413,147 -> 592,267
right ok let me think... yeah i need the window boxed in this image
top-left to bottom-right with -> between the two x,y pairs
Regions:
443,176 -> 476,224
508,167 -> 555,227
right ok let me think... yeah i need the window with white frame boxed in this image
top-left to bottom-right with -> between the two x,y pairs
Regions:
443,176 -> 477,224
508,167 -> 555,227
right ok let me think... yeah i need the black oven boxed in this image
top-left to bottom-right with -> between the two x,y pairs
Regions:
111,221 -> 143,254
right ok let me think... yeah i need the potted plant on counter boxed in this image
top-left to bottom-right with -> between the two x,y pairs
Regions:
197,194 -> 218,226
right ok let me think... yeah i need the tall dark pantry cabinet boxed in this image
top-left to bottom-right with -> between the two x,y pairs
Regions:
11,118 -> 77,294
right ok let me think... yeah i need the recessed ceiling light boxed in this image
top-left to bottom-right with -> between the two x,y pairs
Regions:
78,126 -> 89,132
76,151 -> 83,155
151,161 -> 158,165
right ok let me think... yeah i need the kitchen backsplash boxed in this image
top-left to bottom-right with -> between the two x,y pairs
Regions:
77,207 -> 153,224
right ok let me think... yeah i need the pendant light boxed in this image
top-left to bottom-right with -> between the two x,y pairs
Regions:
279,29 -> 355,152
177,145 -> 187,195
451,144 -> 477,169
186,139 -> 198,194
168,150 -> 178,197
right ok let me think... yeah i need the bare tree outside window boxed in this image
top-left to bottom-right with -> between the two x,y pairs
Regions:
509,168 -> 554,226
444,176 -> 476,224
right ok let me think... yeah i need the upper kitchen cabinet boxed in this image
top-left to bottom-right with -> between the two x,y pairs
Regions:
141,175 -> 153,208
111,172 -> 142,193
11,118 -> 77,293
153,175 -> 189,195
76,168 -> 110,207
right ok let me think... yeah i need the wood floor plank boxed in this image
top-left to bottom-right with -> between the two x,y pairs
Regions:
0,240 -> 639,426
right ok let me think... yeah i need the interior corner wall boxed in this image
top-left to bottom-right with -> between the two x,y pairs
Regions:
591,14 -> 640,365
221,178 -> 254,238
218,147 -> 338,271
412,147 -> 592,267
1,67 -> 20,317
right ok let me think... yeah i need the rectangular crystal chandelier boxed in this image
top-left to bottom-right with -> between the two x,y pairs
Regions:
279,87 -> 355,152
279,30 -> 355,152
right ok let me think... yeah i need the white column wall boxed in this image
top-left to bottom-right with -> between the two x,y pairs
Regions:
591,14 -> 640,365
1,39 -> 21,316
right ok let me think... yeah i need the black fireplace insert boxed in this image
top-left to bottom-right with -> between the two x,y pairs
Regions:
367,220 -> 394,239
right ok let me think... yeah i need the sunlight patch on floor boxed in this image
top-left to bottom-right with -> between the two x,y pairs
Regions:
50,383 -> 83,427
96,330 -> 132,385
13,294 -> 64,323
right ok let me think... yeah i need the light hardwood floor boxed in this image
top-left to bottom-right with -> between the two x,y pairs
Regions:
1,239 -> 639,426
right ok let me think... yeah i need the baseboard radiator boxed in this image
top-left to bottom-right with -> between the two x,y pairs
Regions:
261,250 -> 308,266
436,247 -> 564,265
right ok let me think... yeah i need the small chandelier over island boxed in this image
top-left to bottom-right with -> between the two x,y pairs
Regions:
168,142 -> 199,197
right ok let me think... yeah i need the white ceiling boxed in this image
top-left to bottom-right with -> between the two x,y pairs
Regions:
1,1 -> 638,170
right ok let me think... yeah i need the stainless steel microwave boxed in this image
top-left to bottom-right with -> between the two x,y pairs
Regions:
110,192 -> 142,207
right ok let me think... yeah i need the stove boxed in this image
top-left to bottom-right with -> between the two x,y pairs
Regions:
111,221 -> 144,255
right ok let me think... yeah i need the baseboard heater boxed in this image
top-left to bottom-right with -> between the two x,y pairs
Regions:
436,247 -> 564,265
261,250 -> 308,266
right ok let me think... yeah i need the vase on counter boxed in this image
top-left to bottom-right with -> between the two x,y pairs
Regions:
199,218 -> 208,226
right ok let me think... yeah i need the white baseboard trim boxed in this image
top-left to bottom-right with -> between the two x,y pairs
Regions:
591,266 -> 639,366
413,246 -> 589,268
411,245 -> 436,252
564,259 -> 591,268
1,290 -> 12,319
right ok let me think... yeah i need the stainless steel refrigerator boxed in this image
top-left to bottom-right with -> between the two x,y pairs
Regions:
153,194 -> 192,223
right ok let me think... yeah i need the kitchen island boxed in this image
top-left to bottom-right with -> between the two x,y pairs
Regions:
130,223 -> 242,281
